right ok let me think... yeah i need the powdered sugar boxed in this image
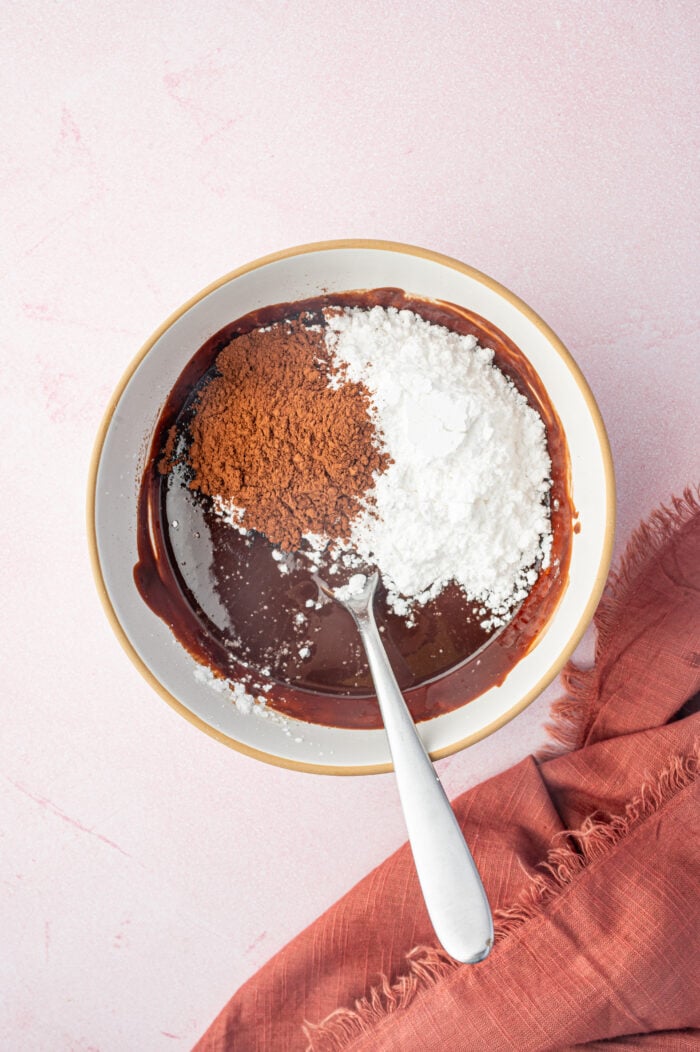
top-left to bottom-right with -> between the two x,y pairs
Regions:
193,663 -> 306,737
194,664 -> 258,714
333,573 -> 368,601
324,306 -> 552,624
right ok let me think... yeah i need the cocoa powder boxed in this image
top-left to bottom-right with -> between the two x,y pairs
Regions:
172,316 -> 389,550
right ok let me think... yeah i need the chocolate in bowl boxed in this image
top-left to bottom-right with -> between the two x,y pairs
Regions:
134,288 -> 574,730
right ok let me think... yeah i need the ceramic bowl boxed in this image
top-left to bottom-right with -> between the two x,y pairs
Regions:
88,240 -> 615,774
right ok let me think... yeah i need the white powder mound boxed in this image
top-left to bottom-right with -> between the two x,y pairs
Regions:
325,306 -> 552,622
193,665 -> 258,715
334,573 -> 368,602
193,664 -> 230,694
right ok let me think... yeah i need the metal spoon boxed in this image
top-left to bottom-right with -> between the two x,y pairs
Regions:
316,570 -> 493,963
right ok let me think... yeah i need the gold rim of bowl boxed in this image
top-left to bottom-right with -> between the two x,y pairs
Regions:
86,239 -> 616,776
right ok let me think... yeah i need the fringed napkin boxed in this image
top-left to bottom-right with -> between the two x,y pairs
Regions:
196,490 -> 700,1051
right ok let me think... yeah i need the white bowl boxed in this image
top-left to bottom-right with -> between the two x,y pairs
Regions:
88,240 -> 615,774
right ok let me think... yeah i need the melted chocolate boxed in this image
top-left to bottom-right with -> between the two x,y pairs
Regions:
134,290 -> 573,728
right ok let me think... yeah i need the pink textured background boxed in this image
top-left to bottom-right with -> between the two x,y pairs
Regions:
1,2 -> 698,1048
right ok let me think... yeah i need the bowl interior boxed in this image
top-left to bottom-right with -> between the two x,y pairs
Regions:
91,242 -> 614,774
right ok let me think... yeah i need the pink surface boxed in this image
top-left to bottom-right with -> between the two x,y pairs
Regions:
1,3 -> 697,1048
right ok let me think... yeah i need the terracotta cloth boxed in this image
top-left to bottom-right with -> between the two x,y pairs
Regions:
195,492 -> 700,1051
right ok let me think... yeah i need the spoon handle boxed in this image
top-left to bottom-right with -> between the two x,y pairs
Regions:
352,603 -> 493,964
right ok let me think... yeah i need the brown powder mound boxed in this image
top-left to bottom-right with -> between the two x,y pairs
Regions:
182,317 -> 389,550
157,426 -> 181,474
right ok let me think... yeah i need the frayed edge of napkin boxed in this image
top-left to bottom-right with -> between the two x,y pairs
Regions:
496,746 -> 698,933
302,744 -> 699,1052
539,486 -> 700,760
303,945 -> 455,1052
